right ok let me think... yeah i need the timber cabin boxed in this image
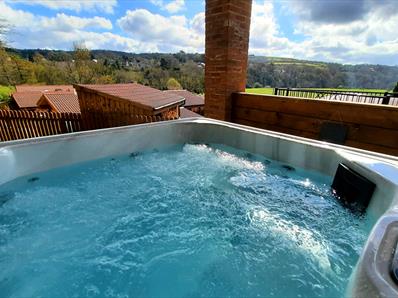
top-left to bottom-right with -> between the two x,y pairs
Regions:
74,83 -> 185,129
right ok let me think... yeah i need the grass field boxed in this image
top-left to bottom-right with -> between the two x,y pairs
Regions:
245,87 -> 389,95
245,88 -> 274,95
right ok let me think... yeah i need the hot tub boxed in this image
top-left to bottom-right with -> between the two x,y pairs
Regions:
1,118 -> 398,297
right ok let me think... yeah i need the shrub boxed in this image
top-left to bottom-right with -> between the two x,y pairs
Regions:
0,86 -> 13,105
167,77 -> 182,90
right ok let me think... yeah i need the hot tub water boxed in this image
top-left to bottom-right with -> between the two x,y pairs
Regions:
0,144 -> 368,297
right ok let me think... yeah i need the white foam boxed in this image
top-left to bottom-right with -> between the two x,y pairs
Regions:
250,208 -> 331,269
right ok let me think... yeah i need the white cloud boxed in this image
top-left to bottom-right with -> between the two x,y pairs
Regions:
0,1 -> 150,52
2,0 -> 397,65
164,0 -> 185,13
0,2 -> 112,31
150,0 -> 186,14
117,9 -> 204,52
248,0 -> 398,65
40,13 -> 113,31
21,30 -> 155,53
249,1 -> 302,57
284,0 -> 398,64
8,0 -> 117,14
0,1 -> 202,53
191,12 -> 205,35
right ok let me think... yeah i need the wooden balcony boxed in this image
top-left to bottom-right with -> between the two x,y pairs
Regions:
204,0 -> 398,156
231,93 -> 398,156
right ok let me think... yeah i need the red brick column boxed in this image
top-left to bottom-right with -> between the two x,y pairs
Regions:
205,0 -> 252,121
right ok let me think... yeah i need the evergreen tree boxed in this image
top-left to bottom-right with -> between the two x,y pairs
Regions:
393,82 -> 398,93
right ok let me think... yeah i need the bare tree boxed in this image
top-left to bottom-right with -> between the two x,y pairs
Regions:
0,18 -> 9,48
70,42 -> 96,84
0,19 -> 11,85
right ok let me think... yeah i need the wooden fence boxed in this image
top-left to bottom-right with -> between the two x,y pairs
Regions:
0,110 -> 177,142
0,110 -> 82,141
232,93 -> 398,156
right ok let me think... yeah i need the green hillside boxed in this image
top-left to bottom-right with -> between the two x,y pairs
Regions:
2,48 -> 398,92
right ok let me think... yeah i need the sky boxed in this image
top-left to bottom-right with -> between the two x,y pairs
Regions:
1,0 -> 398,65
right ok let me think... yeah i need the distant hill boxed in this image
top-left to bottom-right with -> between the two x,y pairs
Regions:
5,48 -> 398,90
247,55 -> 398,90
6,48 -> 205,63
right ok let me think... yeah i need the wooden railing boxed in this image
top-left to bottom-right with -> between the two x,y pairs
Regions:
0,109 -> 178,142
274,88 -> 398,106
232,93 -> 398,156
0,110 -> 82,141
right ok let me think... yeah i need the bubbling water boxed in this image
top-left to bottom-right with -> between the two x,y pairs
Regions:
0,144 -> 368,297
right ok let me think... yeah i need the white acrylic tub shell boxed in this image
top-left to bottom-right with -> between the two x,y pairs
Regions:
1,118 -> 398,297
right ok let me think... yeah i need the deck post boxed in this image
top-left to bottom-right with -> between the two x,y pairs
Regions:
204,0 -> 253,121
382,92 -> 391,105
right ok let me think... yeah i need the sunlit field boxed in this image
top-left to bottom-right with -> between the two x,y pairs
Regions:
245,87 -> 389,95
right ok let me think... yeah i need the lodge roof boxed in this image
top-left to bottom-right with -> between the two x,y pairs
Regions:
15,85 -> 74,93
164,90 -> 204,107
38,92 -> 80,113
11,91 -> 43,108
179,107 -> 203,118
12,85 -> 76,109
74,83 -> 185,111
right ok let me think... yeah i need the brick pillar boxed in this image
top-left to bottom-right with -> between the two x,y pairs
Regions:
205,0 -> 252,121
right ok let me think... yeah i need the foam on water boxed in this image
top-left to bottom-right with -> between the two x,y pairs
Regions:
0,144 -> 368,297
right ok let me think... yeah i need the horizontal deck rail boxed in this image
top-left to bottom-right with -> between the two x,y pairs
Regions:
274,88 -> 398,106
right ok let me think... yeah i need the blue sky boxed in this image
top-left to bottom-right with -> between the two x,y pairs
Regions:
1,0 -> 398,65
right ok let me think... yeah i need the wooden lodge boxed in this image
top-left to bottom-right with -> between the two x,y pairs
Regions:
74,83 -> 185,130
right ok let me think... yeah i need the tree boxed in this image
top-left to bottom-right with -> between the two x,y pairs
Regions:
167,77 -> 182,90
160,56 -> 179,70
174,51 -> 187,63
33,53 -> 67,84
69,42 -> 96,84
95,75 -> 115,84
394,82 -> 398,93
178,61 -> 204,93
143,67 -> 169,89
114,70 -> 143,84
